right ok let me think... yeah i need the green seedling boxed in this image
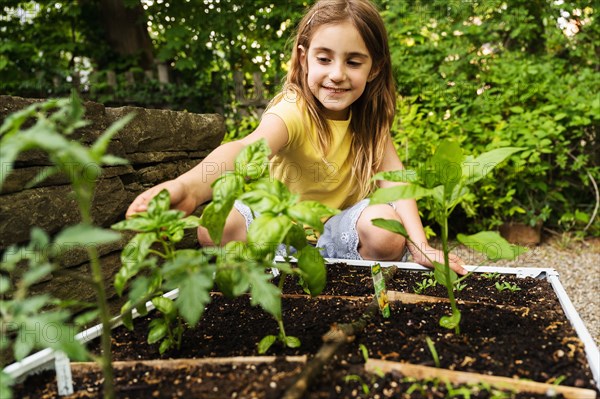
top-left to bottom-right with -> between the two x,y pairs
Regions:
425,336 -> 441,368
552,375 -> 567,386
371,140 -> 527,334
403,377 -> 515,398
413,271 -> 437,294
343,375 -> 371,395
404,376 -> 436,396
0,93 -> 134,399
494,281 -> 521,292
358,343 -> 370,362
444,381 -> 475,398
342,344 -> 384,395
454,281 -> 467,293
482,272 -> 501,279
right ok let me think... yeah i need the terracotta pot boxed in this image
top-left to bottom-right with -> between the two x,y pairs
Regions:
499,221 -> 542,246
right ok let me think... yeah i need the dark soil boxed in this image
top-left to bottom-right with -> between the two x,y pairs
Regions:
280,263 -> 558,308
351,302 -> 596,389
11,264 -> 600,398
104,294 -> 369,360
14,360 -> 303,399
14,358 -> 567,399
308,354 -> 569,399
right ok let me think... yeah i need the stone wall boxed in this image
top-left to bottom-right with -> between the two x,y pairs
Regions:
0,95 -> 225,306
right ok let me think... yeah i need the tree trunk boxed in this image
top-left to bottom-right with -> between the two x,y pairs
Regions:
524,0 -> 546,55
87,0 -> 155,70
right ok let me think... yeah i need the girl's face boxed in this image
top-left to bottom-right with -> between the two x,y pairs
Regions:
299,21 -> 374,120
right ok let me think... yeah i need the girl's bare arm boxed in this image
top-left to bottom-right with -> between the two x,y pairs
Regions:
126,113 -> 289,218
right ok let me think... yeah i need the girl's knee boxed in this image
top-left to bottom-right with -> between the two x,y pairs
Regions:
357,204 -> 406,260
357,204 -> 397,235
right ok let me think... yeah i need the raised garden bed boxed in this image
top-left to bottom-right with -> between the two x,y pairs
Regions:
7,260 -> 600,398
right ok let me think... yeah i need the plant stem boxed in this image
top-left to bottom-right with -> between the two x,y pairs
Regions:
441,210 -> 460,335
277,318 -> 288,342
278,271 -> 287,292
176,318 -> 183,350
87,245 -> 115,399
78,196 -> 115,399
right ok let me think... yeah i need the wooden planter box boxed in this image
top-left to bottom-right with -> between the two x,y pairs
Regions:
6,260 -> 600,398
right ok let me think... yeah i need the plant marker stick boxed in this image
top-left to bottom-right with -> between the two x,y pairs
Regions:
371,263 -> 390,318
55,351 -> 74,396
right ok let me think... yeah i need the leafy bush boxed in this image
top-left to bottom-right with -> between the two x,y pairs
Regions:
383,0 -> 599,236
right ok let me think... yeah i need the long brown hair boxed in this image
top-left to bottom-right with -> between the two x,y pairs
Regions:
270,0 -> 396,201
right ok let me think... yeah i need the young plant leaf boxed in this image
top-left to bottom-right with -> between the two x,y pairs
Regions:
258,335 -> 277,354
199,200 -> 234,245
297,246 -> 326,296
91,112 -> 136,159
433,261 -> 458,288
286,201 -> 339,233
147,189 -> 171,218
21,263 -> 54,287
100,154 -> 129,166
159,339 -> 173,355
211,173 -> 244,203
370,184 -> 433,204
284,223 -> 308,251
179,215 -> 202,230
248,269 -> 281,320
0,98 -> 59,137
115,235 -> 158,296
238,189 -> 282,214
151,296 -> 175,315
176,270 -> 214,327
235,139 -> 270,180
53,224 -> 121,254
147,319 -> 168,344
285,336 -> 301,348
439,309 -> 461,330
372,169 -> 418,183
462,147 -> 524,185
25,166 -> 59,189
242,178 -> 292,214
371,218 -> 409,237
426,140 -> 463,192
457,231 -> 527,261
14,330 -> 35,361
247,214 -> 293,258
358,344 -> 370,362
111,213 -> 155,232
215,267 -> 249,299
0,275 -> 10,294
120,306 -> 134,330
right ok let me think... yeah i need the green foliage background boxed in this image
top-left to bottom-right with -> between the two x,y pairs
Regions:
1,0 -> 598,236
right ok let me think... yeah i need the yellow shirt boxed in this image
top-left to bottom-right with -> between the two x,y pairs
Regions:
266,97 -> 360,210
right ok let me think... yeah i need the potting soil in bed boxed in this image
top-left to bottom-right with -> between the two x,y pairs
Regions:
10,264 -> 600,398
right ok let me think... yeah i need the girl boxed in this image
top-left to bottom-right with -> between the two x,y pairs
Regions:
126,0 -> 467,275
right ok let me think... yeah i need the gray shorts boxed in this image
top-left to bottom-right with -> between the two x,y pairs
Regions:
234,199 -> 408,261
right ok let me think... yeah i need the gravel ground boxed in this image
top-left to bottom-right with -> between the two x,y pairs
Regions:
449,236 -> 600,347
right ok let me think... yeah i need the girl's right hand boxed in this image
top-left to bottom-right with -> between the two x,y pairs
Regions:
125,179 -> 197,218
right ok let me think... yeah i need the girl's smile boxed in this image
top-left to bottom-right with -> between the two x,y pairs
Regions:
300,21 -> 374,120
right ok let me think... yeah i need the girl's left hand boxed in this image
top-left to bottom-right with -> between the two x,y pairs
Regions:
411,246 -> 467,276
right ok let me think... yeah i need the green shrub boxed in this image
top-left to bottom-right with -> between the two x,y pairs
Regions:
383,0 -> 599,236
